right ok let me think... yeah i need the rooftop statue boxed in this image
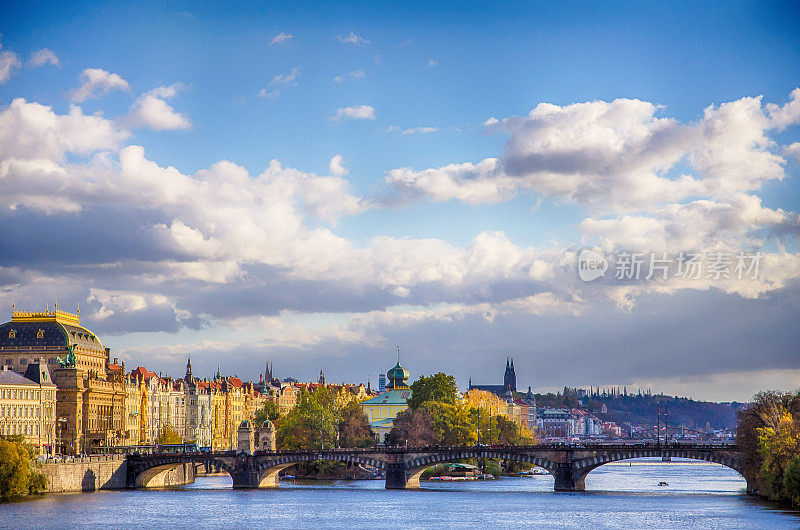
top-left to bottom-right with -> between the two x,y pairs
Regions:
56,344 -> 77,368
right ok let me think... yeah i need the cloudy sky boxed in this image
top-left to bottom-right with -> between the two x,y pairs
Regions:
1,1 -> 799,401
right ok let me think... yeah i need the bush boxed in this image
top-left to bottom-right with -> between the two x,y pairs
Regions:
784,456 -> 800,507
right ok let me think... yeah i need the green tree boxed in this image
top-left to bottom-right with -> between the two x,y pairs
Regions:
276,386 -> 373,450
421,401 -> 477,446
255,400 -> 280,424
338,400 -> 375,448
784,456 -> 800,507
156,425 -> 183,445
407,373 -> 459,410
0,437 -> 47,501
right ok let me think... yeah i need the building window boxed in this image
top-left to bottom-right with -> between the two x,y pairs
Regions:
20,358 -> 27,365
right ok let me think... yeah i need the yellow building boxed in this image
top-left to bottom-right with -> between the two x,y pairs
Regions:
360,360 -> 412,444
0,306 -> 125,454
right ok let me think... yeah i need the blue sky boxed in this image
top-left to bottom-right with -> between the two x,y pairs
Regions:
1,1 -> 799,400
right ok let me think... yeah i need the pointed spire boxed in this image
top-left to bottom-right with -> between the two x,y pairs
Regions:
506,357 -> 510,369
185,353 -> 193,382
397,345 -> 400,364
511,357 -> 514,369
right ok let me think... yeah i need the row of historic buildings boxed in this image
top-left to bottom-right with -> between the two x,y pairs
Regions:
0,307 -> 302,454
0,306 -> 378,454
0,304 -> 550,454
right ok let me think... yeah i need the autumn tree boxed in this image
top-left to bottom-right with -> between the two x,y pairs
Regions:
0,437 -> 47,501
386,407 -> 438,447
156,425 -> 183,445
737,389 -> 800,504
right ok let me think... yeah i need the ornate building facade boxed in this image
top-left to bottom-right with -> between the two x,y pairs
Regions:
0,307 -> 125,454
361,358 -> 412,444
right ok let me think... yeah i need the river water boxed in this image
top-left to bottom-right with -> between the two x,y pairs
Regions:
3,459 -> 799,529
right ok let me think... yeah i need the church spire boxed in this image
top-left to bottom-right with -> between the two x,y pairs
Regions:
185,354 -> 193,382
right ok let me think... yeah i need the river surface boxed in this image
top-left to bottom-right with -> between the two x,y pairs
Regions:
3,459 -> 799,529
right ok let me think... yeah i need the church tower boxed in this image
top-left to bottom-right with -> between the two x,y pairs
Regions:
504,357 -> 517,393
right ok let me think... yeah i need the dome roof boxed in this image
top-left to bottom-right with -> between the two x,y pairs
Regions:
387,361 -> 410,389
0,308 -> 104,354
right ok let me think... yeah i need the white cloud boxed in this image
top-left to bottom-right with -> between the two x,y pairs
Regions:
333,70 -> 365,83
383,158 -> 513,205
0,49 -> 21,85
428,58 -> 438,68
70,68 -> 130,103
384,89 -> 800,212
402,126 -> 439,135
329,154 -> 348,177
28,48 -> 59,68
337,32 -> 369,45
0,98 -> 127,162
329,105 -> 376,121
270,66 -> 301,86
258,88 -> 280,99
785,142 -> 800,161
766,87 -> 800,130
123,83 -> 190,131
270,32 -> 293,46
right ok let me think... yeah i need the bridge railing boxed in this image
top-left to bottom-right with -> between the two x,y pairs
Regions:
122,440 -> 737,459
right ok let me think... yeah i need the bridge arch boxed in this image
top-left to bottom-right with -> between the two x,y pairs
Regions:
402,449 -> 557,488
130,455 -> 235,488
570,448 -> 745,491
254,453 -> 388,488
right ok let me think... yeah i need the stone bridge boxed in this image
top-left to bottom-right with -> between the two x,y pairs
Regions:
125,442 -> 745,492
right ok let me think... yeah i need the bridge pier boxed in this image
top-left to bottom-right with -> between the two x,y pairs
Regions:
385,464 -> 409,489
552,464 -> 586,492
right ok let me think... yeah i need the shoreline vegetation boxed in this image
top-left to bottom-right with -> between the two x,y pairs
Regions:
0,435 -> 47,502
737,390 -> 800,508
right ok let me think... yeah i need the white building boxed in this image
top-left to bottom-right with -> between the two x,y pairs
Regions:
185,384 -> 212,448
0,361 -> 57,454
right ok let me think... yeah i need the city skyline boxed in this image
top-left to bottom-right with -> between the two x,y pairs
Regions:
1,1 -> 799,402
